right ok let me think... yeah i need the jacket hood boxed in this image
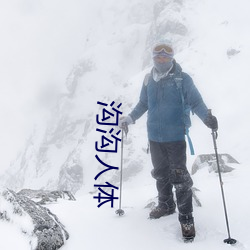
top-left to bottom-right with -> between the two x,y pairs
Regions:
170,60 -> 182,75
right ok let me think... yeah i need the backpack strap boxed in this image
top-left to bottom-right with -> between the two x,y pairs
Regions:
174,73 -> 195,155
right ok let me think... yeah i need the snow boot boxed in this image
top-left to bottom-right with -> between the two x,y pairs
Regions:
181,222 -> 195,242
149,204 -> 176,219
179,213 -> 195,242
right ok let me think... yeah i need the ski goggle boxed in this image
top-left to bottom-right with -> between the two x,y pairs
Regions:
153,44 -> 174,58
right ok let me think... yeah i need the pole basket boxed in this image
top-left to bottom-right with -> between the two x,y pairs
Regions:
115,209 -> 125,216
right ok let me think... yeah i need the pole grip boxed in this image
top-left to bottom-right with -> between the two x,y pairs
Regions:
208,109 -> 218,138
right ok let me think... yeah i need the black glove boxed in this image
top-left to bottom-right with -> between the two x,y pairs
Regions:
204,113 -> 218,131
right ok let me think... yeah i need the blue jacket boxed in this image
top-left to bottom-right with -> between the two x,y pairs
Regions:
129,62 -> 209,142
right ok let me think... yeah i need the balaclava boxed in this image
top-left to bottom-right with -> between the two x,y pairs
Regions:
152,40 -> 174,80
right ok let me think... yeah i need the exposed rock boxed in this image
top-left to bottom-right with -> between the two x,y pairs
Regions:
227,48 -> 240,58
65,59 -> 94,97
58,162 -> 83,195
191,154 -> 239,175
17,189 -> 76,205
144,187 -> 202,209
1,189 -> 69,250
143,0 -> 188,68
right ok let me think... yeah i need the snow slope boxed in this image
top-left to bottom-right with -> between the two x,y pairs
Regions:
48,160 -> 249,250
50,0 -> 250,248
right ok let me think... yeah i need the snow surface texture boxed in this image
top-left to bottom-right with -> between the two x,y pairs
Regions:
0,0 -> 250,249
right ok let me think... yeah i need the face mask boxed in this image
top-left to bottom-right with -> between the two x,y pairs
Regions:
154,60 -> 173,74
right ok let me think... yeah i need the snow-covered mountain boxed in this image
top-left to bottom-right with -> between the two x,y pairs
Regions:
1,0 -> 250,249
1,0 -> 249,193
0,0 -> 152,191
0,0 -> 192,193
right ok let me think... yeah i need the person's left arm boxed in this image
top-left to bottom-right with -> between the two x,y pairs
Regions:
183,73 -> 218,130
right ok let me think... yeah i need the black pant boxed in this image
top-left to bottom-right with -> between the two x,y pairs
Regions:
149,140 -> 193,223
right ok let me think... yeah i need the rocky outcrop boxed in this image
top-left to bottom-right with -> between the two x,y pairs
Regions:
191,154 -> 240,175
0,189 -> 69,250
17,189 -> 76,205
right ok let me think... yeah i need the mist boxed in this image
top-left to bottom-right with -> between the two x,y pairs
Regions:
0,0 -> 94,172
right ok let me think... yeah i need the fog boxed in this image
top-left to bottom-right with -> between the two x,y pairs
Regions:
0,0 -> 94,171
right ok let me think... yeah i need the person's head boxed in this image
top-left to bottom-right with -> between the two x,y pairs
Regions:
152,40 -> 174,73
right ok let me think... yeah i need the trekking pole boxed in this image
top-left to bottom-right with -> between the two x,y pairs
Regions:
115,123 -> 128,216
209,110 -> 237,244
